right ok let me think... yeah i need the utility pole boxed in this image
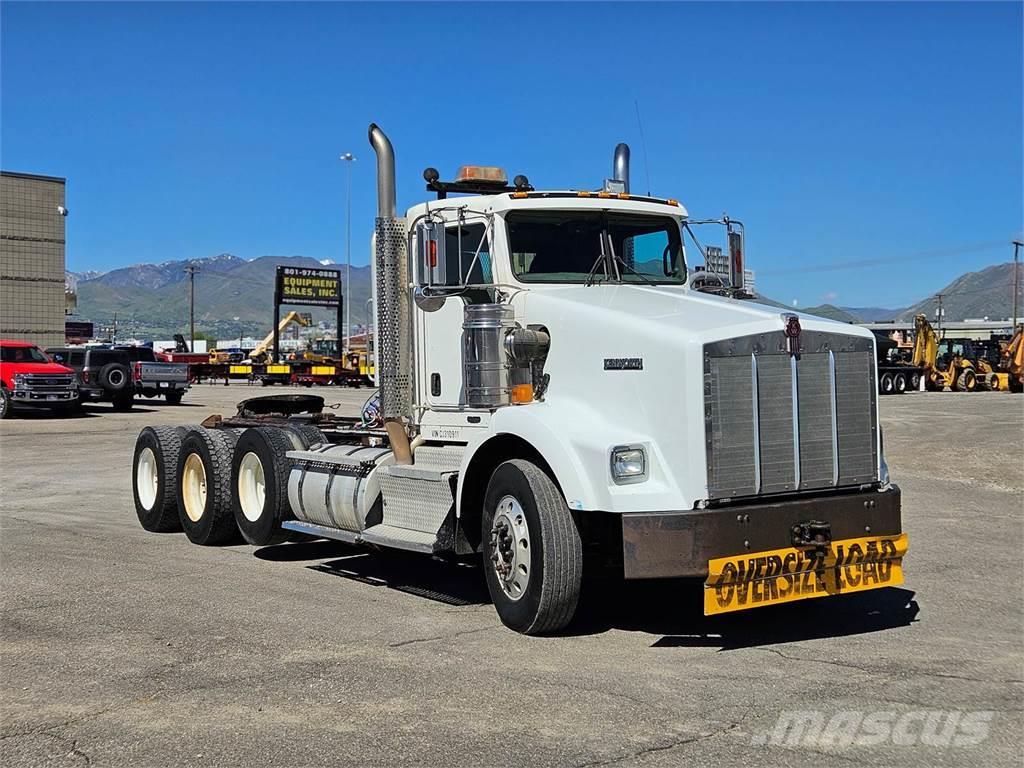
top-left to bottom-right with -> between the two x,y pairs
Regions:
184,265 -> 200,351
340,152 -> 356,354
1013,240 -> 1022,328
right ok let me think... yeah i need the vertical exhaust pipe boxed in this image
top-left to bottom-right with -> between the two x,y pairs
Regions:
368,123 -> 412,464
613,143 -> 630,193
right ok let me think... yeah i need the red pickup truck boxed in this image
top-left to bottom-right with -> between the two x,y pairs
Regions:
0,339 -> 79,418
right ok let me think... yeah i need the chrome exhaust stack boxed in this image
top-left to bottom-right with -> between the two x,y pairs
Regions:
368,123 -> 412,464
612,142 -> 630,193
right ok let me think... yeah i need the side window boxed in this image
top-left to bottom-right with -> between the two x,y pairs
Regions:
444,224 -> 492,285
50,350 -> 67,364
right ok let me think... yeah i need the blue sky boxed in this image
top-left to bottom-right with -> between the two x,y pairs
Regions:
2,1 -> 1021,308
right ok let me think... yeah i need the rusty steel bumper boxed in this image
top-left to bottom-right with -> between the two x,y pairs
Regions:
621,486 -> 902,579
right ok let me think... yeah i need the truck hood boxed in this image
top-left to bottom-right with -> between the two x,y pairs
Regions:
0,362 -> 74,376
521,283 -> 873,344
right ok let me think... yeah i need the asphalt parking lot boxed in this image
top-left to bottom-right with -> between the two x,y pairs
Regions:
1,383 -> 1022,767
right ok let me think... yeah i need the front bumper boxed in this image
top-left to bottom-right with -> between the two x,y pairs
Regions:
621,485 -> 902,579
10,387 -> 78,404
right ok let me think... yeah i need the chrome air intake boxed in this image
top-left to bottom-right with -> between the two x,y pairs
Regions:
703,329 -> 878,500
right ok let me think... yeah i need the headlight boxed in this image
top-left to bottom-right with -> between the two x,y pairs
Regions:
611,445 -> 647,484
12,374 -> 25,386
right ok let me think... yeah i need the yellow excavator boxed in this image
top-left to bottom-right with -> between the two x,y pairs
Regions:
912,314 -> 978,391
247,311 -> 312,364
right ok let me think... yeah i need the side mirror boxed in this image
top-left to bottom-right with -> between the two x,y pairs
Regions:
728,229 -> 744,291
416,219 -> 447,287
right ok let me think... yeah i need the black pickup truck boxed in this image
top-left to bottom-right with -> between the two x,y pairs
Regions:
47,346 -> 190,410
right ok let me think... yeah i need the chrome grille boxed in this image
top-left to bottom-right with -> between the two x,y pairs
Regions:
704,331 -> 877,500
22,374 -> 75,392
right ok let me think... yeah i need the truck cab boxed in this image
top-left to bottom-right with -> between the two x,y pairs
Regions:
0,339 -> 79,418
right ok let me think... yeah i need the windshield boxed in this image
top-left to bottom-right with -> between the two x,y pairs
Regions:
0,345 -> 50,363
508,211 -> 686,284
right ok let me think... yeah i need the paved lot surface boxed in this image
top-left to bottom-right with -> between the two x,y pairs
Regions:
1,383 -> 1022,767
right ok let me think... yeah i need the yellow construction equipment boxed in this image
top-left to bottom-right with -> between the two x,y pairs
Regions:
1001,325 -> 1024,392
247,311 -> 312,364
912,314 -> 978,391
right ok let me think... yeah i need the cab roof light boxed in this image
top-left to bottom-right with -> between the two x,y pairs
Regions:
665,198 -> 679,207
577,190 -> 592,197
511,191 -> 528,198
456,165 -> 507,184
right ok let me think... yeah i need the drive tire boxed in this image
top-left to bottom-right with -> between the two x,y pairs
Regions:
482,459 -> 582,635
232,427 -> 297,546
0,387 -> 11,419
880,372 -> 894,395
99,363 -> 130,391
133,426 -> 185,532
177,427 -> 242,545
893,372 -> 907,394
285,424 -> 327,449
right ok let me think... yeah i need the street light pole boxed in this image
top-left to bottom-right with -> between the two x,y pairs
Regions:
340,152 -> 356,354
184,264 -> 200,351
1013,240 -> 1022,329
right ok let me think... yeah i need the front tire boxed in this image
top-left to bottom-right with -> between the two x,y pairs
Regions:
177,428 -> 241,545
112,392 -> 134,411
482,460 -> 582,635
880,372 -> 894,394
0,387 -> 11,419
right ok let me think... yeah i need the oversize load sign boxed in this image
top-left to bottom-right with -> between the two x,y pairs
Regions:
276,266 -> 341,307
703,533 -> 908,615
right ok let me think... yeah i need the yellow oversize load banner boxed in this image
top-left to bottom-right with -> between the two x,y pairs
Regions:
704,533 -> 908,615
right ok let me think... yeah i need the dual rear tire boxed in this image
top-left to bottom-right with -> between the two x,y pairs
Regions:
131,422 -> 326,546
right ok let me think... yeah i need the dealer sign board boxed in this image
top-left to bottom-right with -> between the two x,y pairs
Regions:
275,266 -> 341,307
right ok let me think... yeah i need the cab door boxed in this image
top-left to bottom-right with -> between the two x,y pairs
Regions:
415,221 -> 494,409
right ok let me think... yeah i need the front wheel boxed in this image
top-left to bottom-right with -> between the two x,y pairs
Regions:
482,460 -> 582,635
0,387 -> 11,419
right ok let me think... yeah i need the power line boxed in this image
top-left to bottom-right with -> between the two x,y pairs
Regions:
757,240 -> 1008,276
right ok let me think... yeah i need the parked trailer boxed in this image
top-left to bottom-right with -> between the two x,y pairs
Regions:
132,124 -> 908,635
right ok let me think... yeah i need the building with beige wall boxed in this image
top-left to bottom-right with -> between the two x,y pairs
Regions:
1,171 -> 67,348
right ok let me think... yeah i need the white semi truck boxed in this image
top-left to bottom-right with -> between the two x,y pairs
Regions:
132,124 -> 908,634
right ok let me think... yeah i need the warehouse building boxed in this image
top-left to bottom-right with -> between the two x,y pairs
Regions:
0,171 -> 67,348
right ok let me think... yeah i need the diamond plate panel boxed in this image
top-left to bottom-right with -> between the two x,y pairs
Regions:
378,468 -> 455,534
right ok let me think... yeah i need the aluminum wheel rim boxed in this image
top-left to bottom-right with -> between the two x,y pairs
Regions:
489,495 -> 531,601
182,452 -> 207,523
137,447 -> 159,510
238,451 -> 266,523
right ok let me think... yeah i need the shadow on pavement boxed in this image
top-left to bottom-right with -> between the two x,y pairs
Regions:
254,538 -> 918,644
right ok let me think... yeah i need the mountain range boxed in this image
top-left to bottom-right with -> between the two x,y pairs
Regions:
71,256 -> 1020,339
770,262 -> 1019,325
72,254 -> 372,339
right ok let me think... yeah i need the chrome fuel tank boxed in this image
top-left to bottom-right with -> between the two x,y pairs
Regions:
286,445 -> 393,532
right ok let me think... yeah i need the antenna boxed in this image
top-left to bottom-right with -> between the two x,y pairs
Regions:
634,99 -> 652,196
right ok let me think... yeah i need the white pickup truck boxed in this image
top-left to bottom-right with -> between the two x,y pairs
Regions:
131,124 -> 907,634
